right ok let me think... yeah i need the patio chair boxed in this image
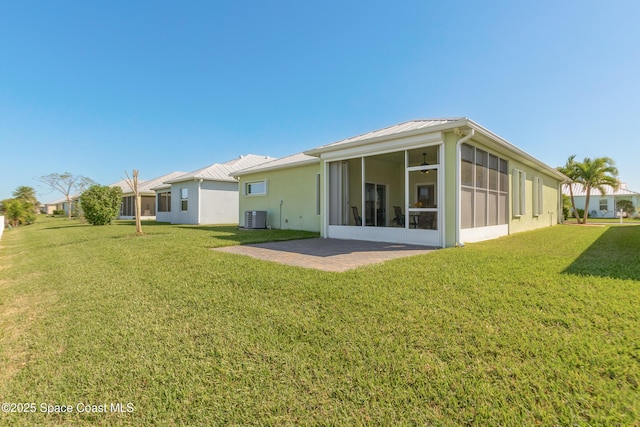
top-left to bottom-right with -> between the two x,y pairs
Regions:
417,212 -> 436,230
351,206 -> 362,226
393,205 -> 405,227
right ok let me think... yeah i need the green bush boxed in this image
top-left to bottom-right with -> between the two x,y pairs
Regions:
80,185 -> 122,225
616,199 -> 634,216
52,209 -> 66,216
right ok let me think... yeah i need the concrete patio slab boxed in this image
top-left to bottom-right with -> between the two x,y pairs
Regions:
213,238 -> 437,272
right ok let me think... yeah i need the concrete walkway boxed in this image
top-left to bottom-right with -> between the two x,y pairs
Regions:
213,238 -> 437,272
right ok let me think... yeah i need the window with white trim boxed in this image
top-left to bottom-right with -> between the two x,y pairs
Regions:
512,169 -> 526,216
180,188 -> 188,211
599,199 -> 608,211
532,176 -> 543,216
246,180 -> 267,195
315,174 -> 321,215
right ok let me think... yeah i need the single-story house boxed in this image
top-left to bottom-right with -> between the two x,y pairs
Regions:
234,118 -> 569,247
111,171 -> 187,220
563,182 -> 640,218
153,154 -> 275,225
42,196 -> 68,215
42,195 -> 81,216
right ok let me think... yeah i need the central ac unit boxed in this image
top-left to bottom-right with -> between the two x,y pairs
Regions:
244,210 -> 267,229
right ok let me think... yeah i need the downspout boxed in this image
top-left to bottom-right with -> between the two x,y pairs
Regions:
558,182 -> 564,224
455,128 -> 475,247
197,179 -> 203,225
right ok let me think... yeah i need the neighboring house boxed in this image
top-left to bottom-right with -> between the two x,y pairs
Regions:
235,118 -> 568,248
154,154 -> 275,225
111,172 -> 187,220
42,196 -> 77,215
42,197 -> 67,214
564,182 -> 640,218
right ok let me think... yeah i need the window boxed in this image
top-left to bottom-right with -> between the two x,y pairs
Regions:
180,188 -> 188,211
532,176 -> 543,216
513,169 -> 526,216
157,192 -> 171,212
599,199 -> 608,211
315,174 -> 321,215
460,143 -> 509,228
246,180 -> 267,195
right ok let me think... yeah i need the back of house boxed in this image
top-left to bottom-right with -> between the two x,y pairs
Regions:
234,118 -> 568,247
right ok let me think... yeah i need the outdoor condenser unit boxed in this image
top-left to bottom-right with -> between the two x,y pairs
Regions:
244,210 -> 267,229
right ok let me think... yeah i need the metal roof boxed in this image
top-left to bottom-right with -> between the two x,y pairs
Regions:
110,171 -> 188,195
43,196 -> 70,205
233,152 -> 319,176
563,183 -> 640,197
164,154 -> 275,184
304,117 -> 568,182
307,118 -> 464,153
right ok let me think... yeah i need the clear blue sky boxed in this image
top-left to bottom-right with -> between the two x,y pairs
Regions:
1,0 -> 639,202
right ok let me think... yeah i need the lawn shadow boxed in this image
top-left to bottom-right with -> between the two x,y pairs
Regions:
237,238 -> 438,257
176,225 -> 319,245
563,226 -> 640,281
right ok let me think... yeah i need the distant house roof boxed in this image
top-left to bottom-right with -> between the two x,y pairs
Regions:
164,154 -> 275,184
111,171 -> 188,195
563,182 -> 640,197
233,152 -> 319,176
44,196 -> 70,205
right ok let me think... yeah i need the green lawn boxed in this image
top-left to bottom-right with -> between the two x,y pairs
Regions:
1,217 -> 639,426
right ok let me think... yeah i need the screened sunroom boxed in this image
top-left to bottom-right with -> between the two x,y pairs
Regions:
325,144 -> 443,247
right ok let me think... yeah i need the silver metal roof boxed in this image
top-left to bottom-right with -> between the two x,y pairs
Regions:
304,117 -> 567,181
563,182 -> 639,197
164,154 -> 275,184
309,118 -> 464,152
111,171 -> 188,195
233,152 -> 319,176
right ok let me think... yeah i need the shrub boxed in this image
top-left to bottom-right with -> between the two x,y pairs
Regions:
52,209 -> 66,216
80,185 -> 122,225
616,199 -> 634,217
1,198 -> 35,227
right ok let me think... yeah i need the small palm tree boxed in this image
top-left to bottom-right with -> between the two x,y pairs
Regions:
574,157 -> 619,224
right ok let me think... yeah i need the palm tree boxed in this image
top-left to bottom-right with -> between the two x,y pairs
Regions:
557,155 -> 581,223
574,157 -> 619,224
12,186 -> 39,213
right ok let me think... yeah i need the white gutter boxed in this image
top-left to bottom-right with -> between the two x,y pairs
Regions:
455,128 -> 475,247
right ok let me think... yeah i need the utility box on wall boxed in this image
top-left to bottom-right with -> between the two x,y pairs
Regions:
244,210 -> 267,229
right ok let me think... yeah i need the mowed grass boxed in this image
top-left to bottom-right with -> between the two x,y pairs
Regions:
0,217 -> 639,426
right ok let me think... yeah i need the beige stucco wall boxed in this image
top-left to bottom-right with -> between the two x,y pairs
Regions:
238,162 -> 322,231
